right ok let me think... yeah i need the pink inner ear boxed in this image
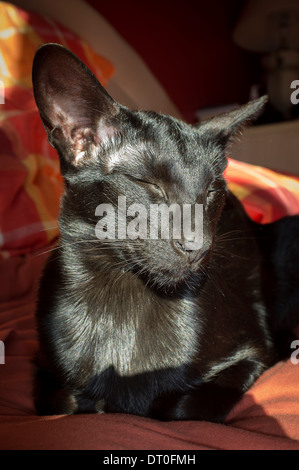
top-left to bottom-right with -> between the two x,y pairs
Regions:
95,121 -> 116,145
70,128 -> 94,162
71,122 -> 116,163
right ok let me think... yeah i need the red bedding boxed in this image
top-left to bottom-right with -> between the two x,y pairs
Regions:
1,1 -> 299,451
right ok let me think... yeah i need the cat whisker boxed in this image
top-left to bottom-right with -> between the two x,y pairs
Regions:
213,246 -> 254,262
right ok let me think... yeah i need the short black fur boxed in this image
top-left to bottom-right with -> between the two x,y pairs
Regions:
32,44 -> 299,422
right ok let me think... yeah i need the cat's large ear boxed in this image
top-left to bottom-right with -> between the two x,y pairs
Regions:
32,43 -> 120,171
200,96 -> 267,140
198,96 -> 267,171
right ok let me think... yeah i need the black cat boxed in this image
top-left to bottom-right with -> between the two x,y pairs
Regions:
32,43 -> 299,421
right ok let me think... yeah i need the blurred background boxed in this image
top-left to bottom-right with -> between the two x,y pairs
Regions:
89,0 -> 299,126
88,0 -> 260,122
88,0 -> 258,124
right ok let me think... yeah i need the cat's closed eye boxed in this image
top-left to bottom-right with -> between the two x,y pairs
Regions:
129,175 -> 168,200
207,179 -> 225,196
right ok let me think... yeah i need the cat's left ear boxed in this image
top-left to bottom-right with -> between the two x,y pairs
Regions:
32,43 -> 120,172
201,96 -> 267,140
198,96 -> 267,171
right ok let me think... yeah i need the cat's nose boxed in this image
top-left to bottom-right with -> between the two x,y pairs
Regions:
175,240 -> 195,254
172,239 -> 209,263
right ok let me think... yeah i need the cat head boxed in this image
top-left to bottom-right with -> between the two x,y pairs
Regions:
32,44 -> 266,289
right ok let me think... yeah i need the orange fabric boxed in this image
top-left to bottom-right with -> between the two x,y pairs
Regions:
226,159 -> 299,223
0,2 -> 114,259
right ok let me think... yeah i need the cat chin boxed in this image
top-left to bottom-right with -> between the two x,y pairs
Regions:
134,249 -> 212,289
159,252 -> 213,288
144,266 -> 203,291
166,270 -> 193,285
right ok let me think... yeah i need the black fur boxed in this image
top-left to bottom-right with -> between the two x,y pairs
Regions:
32,44 -> 299,422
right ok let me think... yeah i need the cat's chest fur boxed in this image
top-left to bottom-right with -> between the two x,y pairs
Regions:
53,264 -> 200,385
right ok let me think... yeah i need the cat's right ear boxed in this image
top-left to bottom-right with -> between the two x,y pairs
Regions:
197,96 -> 267,172
32,43 -> 120,172
200,96 -> 267,140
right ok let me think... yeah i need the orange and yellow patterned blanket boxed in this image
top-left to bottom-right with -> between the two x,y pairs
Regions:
0,2 -> 299,260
